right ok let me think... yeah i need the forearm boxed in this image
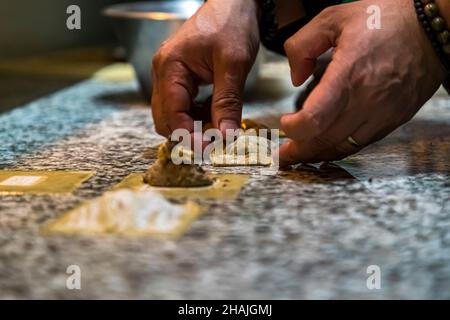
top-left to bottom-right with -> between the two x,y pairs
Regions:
206,0 -> 259,16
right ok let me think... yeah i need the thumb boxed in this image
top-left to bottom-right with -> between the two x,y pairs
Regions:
278,139 -> 304,168
211,56 -> 249,136
284,6 -> 343,87
281,58 -> 351,141
281,6 -> 350,141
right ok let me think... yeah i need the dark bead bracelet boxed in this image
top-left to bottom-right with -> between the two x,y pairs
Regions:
258,0 -> 342,55
258,0 -> 278,49
204,0 -> 279,51
414,0 -> 450,92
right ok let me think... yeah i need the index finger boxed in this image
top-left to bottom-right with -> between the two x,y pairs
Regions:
153,60 -> 196,134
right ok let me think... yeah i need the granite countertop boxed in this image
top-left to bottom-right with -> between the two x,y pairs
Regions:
0,58 -> 449,299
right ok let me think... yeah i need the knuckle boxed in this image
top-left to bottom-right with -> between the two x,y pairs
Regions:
284,35 -> 301,55
159,39 -> 170,49
221,49 -> 251,66
213,91 -> 242,112
215,85 -> 241,99
304,111 -> 327,136
279,115 -> 290,131
152,51 -> 163,69
152,46 -> 174,69
283,38 -> 294,55
233,53 -> 250,65
319,5 -> 340,20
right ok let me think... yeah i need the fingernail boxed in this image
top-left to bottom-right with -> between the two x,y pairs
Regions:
219,119 -> 238,135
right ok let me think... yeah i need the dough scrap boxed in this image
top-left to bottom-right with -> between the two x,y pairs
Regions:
143,141 -> 213,188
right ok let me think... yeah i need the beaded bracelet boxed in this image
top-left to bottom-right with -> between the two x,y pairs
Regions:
414,0 -> 450,92
258,0 -> 344,54
258,0 -> 278,49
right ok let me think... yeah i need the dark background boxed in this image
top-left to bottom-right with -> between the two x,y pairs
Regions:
0,0 -> 140,59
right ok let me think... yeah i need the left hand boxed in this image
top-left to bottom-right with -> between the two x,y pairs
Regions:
279,0 -> 446,166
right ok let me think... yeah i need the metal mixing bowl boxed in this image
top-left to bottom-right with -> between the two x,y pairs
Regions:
103,1 -> 260,101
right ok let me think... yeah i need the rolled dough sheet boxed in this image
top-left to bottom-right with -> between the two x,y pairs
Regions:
0,171 -> 94,195
42,189 -> 204,239
112,173 -> 249,200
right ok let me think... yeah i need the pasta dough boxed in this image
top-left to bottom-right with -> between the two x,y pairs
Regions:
210,135 -> 274,167
42,189 -> 202,237
143,141 -> 213,188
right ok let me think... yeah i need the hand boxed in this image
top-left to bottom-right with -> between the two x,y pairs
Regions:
279,0 -> 446,166
151,0 -> 260,138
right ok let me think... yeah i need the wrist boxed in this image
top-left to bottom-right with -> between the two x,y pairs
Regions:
206,0 -> 259,20
411,1 -> 448,68
207,0 -> 259,11
415,0 -> 450,89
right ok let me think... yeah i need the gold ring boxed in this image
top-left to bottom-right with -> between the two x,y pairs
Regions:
347,136 -> 360,148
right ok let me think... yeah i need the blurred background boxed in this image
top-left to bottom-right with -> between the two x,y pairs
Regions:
0,0 -> 205,113
0,0 -> 268,113
0,0 -> 137,113
0,0 -> 131,59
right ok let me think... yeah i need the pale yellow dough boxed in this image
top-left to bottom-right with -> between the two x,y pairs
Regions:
210,135 -> 275,167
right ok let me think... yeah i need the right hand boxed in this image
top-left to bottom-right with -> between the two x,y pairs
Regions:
279,0 -> 445,166
151,0 -> 260,138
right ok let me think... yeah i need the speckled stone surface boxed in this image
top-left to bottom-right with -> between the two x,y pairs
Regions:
0,62 -> 449,299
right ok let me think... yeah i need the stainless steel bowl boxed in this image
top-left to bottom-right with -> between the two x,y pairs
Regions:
103,1 -> 260,101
